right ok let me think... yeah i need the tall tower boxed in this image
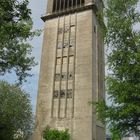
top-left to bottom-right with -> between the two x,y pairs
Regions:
34,0 -> 105,140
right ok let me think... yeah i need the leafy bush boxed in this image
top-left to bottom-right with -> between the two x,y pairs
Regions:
43,126 -> 70,140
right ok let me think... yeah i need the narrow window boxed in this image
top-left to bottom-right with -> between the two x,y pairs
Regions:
60,90 -> 65,98
61,0 -> 64,10
57,43 -> 62,49
63,41 -> 69,48
61,73 -> 67,80
69,0 -> 72,8
53,0 -> 85,12
81,0 -> 85,5
77,0 -> 80,6
54,90 -> 59,98
55,74 -> 60,81
53,0 -> 57,12
68,72 -> 73,80
67,89 -> 72,98
64,26 -> 70,33
65,0 -> 68,9
73,0 -> 76,7
56,0 -> 60,11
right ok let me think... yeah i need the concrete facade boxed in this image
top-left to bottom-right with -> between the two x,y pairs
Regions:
33,0 -> 105,140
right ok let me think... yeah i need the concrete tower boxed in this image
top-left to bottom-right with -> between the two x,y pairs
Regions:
34,0 -> 105,140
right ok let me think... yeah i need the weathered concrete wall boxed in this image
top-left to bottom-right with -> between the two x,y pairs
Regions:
33,3 -> 105,140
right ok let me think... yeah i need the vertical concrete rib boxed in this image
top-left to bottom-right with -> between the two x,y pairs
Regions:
96,25 -> 99,101
59,0 -> 61,12
58,15 -> 65,118
64,14 -> 71,117
72,12 -> 77,118
51,17 -> 60,118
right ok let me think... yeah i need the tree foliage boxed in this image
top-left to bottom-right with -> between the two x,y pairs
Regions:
0,0 -> 39,84
43,126 -> 70,140
0,81 -> 33,140
96,0 -> 140,138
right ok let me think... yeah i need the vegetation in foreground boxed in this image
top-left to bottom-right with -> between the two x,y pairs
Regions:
43,126 -> 70,140
0,81 -> 33,140
96,0 -> 140,139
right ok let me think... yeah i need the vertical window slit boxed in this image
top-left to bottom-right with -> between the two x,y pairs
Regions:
53,0 -> 57,12
69,0 -> 72,8
61,0 -> 64,11
53,0 -> 85,12
77,0 -> 80,5
73,0 -> 76,7
65,0 -> 68,9
56,0 -> 60,11
81,0 -> 85,5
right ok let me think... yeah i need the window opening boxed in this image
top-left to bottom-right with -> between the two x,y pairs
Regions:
57,41 -> 62,49
60,90 -> 65,98
58,28 -> 63,34
55,74 -> 60,81
67,89 -> 72,98
81,0 -> 84,5
68,72 -> 73,80
61,73 -> 67,80
63,42 -> 69,48
53,0 -> 85,12
56,0 -> 60,11
54,90 -> 59,98
69,0 -> 72,8
73,0 -> 76,7
64,26 -> 70,33
77,0 -> 80,5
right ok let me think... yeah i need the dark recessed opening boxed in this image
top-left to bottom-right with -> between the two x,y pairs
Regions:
53,0 -> 85,13
81,0 -> 85,5
69,0 -> 72,8
77,0 -> 80,5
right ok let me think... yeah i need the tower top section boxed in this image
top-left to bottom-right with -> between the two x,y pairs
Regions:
42,0 -> 104,21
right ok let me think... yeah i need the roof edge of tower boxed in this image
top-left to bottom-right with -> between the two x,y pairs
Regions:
41,3 -> 98,22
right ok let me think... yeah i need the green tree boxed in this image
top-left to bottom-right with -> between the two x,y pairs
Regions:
96,0 -> 140,138
43,126 -> 70,140
0,0 -> 39,84
0,81 -> 33,140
